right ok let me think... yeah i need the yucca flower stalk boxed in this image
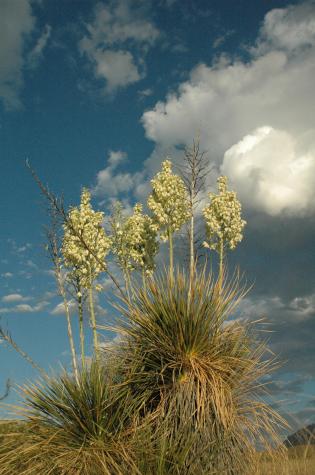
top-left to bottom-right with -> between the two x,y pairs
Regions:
125,203 -> 159,274
110,202 -> 159,297
62,188 -> 111,359
77,283 -> 85,369
110,202 -> 133,299
181,138 -> 209,305
67,274 -> 87,370
148,160 -> 190,281
47,225 -> 79,383
203,176 -> 246,289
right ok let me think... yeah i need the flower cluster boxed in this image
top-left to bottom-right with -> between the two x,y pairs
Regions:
62,188 -> 111,288
203,176 -> 246,252
111,202 -> 158,273
147,160 -> 190,241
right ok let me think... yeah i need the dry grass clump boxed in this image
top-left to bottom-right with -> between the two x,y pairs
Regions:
109,269 -> 286,473
0,361 -> 140,475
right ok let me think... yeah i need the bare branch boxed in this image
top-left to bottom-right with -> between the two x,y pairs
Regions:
0,379 -> 11,401
0,325 -> 46,377
179,137 -> 212,286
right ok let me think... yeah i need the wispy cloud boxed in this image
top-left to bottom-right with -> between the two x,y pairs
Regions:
138,87 -> 153,99
28,24 -> 52,69
7,239 -> 32,254
212,30 -> 234,49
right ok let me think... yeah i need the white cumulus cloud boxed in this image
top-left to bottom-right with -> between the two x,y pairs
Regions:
92,149 -> 143,199
141,2 -> 315,216
221,126 -> 315,216
256,2 -> 315,54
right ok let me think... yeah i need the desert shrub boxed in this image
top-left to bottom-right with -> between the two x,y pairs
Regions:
109,269 -> 285,474
0,361 -> 139,475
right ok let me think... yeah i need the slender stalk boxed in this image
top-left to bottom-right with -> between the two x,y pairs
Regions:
189,211 -> 194,286
168,227 -> 174,283
219,238 -> 224,292
126,269 -> 133,300
43,195 -> 78,382
181,137 -> 210,303
0,379 -> 11,401
88,270 -> 99,359
123,268 -> 130,302
142,268 -> 147,292
105,267 -> 126,300
56,267 -> 79,383
188,149 -> 196,295
188,203 -> 194,310
77,290 -> 85,370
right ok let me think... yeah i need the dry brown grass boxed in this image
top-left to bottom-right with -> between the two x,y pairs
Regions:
254,445 -> 315,475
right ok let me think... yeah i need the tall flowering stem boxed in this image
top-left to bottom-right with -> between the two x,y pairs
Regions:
88,266 -> 99,359
59,271 -> 79,382
148,160 -> 190,282
181,139 -> 208,305
77,287 -> 85,369
168,228 -> 173,280
110,203 -> 131,299
46,224 -> 79,382
203,176 -> 246,290
62,188 -> 111,359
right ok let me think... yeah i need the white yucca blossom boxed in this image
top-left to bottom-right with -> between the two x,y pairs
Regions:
147,160 -> 190,241
111,202 -> 158,274
203,176 -> 246,252
62,188 -> 111,288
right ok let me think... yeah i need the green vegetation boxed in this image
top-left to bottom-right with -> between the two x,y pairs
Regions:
0,148 -> 303,473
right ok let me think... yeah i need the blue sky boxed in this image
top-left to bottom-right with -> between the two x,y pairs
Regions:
1,0 -> 315,432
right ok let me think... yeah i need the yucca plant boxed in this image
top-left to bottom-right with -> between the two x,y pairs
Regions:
0,158 -> 287,474
0,360 -> 140,475
109,268 -> 286,474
